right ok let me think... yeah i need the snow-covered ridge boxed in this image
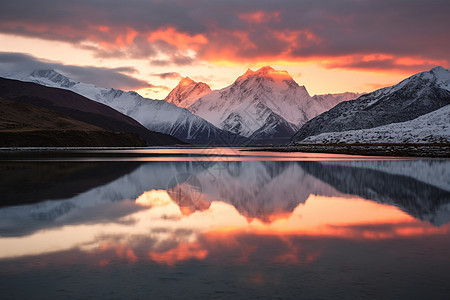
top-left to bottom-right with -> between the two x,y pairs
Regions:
1,70 -> 243,144
301,104 -> 450,144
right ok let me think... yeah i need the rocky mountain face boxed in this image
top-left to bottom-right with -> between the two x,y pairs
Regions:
291,66 -> 450,143
164,77 -> 211,108
187,66 -> 347,142
3,70 -> 246,145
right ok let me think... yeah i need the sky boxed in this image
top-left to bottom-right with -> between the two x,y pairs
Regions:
0,0 -> 449,99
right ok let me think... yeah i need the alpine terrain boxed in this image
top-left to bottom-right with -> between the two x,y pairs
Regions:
0,77 -> 181,146
188,66 -> 354,142
291,66 -> 450,143
3,70 -> 246,145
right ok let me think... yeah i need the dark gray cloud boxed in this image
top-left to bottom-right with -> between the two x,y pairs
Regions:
0,0 -> 448,69
0,52 -> 150,90
149,54 -> 194,67
325,57 -> 441,73
151,72 -> 183,80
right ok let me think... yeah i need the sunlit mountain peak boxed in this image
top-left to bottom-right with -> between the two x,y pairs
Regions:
164,76 -> 212,108
179,76 -> 195,86
236,66 -> 294,83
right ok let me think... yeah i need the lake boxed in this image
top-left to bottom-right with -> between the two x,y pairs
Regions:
0,148 -> 449,299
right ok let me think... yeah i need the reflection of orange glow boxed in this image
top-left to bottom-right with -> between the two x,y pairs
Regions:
327,222 -> 450,240
98,242 -> 139,264
148,242 -> 208,266
250,273 -> 264,285
98,259 -> 110,266
135,190 -> 173,207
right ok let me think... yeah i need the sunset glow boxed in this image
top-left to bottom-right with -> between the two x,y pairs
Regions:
0,1 -> 448,98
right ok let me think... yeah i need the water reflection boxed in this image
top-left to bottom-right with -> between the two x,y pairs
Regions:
0,159 -> 449,299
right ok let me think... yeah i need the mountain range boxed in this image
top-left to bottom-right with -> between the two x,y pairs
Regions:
2,67 -> 361,145
2,66 -> 449,146
187,66 -> 360,141
4,70 -> 246,145
0,77 -> 181,147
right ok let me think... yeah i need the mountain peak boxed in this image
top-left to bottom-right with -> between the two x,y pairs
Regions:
164,77 -> 211,108
429,66 -> 449,79
30,69 -> 60,77
236,66 -> 294,84
179,76 -> 195,86
430,66 -> 446,72
29,69 -> 77,88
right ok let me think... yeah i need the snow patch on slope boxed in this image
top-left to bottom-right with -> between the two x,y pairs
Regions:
301,105 -> 450,144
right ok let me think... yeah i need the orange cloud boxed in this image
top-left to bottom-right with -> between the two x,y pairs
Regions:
147,27 -> 208,50
239,11 -> 280,24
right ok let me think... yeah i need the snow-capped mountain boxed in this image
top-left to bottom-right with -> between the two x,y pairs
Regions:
188,66 -> 347,141
301,104 -> 450,144
164,77 -> 211,108
291,66 -> 450,142
2,70 -> 246,145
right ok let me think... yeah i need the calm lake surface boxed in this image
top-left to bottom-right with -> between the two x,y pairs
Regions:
0,148 -> 449,299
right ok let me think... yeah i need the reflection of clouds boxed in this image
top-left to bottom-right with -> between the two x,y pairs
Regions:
1,194 -> 450,268
2,160 -> 450,264
327,221 -> 450,240
5,159 -> 448,239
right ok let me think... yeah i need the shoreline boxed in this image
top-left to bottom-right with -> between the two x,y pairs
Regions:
0,143 -> 448,158
245,143 -> 450,158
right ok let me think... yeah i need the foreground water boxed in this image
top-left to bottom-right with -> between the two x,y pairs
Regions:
0,149 -> 449,299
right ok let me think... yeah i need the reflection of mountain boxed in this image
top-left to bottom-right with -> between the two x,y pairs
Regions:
0,162 -> 142,207
1,160 -> 449,237
172,161 -> 341,222
0,161 -> 213,236
299,161 -> 450,225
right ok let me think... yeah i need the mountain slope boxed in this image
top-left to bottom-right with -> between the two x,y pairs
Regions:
291,66 -> 450,142
4,70 -> 245,145
0,97 -> 150,147
301,104 -> 450,144
0,77 -> 182,146
164,77 -> 211,108
188,66 -> 346,141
